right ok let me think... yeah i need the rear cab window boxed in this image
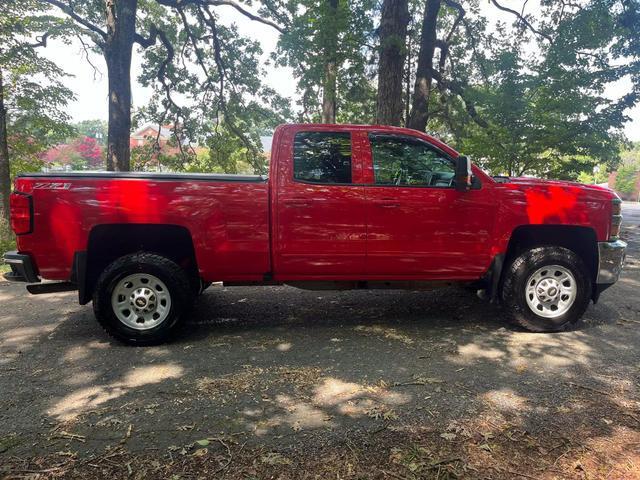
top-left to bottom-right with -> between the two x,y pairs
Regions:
293,132 -> 352,184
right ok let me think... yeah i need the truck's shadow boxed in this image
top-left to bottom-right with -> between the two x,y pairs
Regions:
177,283 -> 617,342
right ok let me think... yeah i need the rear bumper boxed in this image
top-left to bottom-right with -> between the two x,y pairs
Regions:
596,239 -> 627,285
2,251 -> 40,283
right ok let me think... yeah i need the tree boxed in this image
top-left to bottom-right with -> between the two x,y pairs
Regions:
615,164 -> 639,197
274,0 -> 374,123
406,0 -> 441,131
74,119 -> 108,146
135,2 -> 291,174
376,0 -> 409,126
386,0 -> 640,178
0,0 -> 74,224
75,136 -> 104,168
43,0 -> 287,171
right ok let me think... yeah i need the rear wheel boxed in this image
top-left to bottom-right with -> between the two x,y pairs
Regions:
93,253 -> 193,345
501,246 -> 591,332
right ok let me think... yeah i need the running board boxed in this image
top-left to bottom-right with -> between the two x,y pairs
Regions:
26,282 -> 77,295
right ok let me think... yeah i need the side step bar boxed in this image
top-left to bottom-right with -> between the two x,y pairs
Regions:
26,282 -> 77,295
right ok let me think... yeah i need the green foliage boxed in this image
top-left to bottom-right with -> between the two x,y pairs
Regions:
576,165 -> 608,185
134,2 -> 292,174
13,0 -> 640,181
273,0 -> 376,122
620,142 -> 640,167
615,163 -> 639,196
410,0 -> 639,179
200,126 -> 265,174
1,0 -> 75,179
0,215 -> 15,258
73,120 -> 108,146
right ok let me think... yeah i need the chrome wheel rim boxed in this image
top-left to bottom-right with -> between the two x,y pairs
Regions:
111,273 -> 171,330
525,265 -> 576,319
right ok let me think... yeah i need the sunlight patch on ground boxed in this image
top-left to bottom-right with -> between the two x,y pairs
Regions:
1,326 -> 56,350
250,394 -> 335,435
450,330 -> 595,369
481,388 -> 529,413
557,425 -> 640,478
354,325 -> 414,345
313,377 -> 407,407
62,341 -> 110,363
50,363 -> 183,421
243,376 -> 411,435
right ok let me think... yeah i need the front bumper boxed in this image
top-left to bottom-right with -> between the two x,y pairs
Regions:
2,251 -> 40,283
596,239 -> 627,285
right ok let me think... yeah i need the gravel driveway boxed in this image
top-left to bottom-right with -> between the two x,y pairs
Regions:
1,208 -> 639,479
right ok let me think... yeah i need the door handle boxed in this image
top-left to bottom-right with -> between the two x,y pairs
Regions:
283,198 -> 312,208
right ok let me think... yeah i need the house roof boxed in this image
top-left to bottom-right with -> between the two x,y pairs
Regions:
131,124 -> 173,139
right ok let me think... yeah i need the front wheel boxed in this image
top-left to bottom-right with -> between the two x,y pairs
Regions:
93,253 -> 194,345
501,246 -> 592,332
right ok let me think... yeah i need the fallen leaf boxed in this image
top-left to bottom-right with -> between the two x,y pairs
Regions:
192,448 -> 208,457
261,452 -> 292,465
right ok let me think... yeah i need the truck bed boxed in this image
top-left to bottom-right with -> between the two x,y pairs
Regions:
13,172 -> 271,282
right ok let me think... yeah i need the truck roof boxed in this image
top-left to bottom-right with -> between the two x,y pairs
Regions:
277,123 -> 460,157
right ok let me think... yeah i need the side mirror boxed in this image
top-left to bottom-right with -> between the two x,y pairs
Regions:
455,155 -> 472,192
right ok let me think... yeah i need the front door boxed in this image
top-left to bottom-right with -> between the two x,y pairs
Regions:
363,133 -> 495,279
273,128 -> 367,278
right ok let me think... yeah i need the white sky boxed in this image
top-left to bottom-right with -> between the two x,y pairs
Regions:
41,1 -> 640,140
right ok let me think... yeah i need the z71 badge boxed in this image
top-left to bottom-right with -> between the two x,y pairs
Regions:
33,182 -> 72,190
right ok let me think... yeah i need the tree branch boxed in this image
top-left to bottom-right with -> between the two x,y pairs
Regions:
428,66 -> 488,129
26,32 -> 50,48
156,0 -> 285,33
206,0 -> 285,33
490,0 -> 553,43
42,0 -> 107,43
76,34 -> 102,80
201,5 -> 263,166
442,0 -> 465,44
135,24 -> 163,49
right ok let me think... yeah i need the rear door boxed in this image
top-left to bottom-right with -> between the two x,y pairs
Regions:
363,133 -> 495,278
272,127 -> 367,278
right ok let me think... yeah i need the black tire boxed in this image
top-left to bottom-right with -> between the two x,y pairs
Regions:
93,253 -> 194,345
501,246 -> 592,332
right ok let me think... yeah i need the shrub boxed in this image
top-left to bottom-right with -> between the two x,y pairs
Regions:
615,164 -> 639,196
0,216 -> 16,272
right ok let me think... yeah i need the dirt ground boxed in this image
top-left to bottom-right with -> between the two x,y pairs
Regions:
1,206 -> 639,479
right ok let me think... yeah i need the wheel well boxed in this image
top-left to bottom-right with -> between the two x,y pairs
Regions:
81,224 -> 198,304
504,225 -> 598,283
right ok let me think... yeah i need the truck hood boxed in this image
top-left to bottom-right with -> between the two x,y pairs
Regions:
500,176 -> 614,196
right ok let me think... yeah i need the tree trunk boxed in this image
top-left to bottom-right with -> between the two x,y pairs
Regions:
321,0 -> 339,124
0,68 -> 11,225
407,0 -> 441,131
104,0 -> 137,171
376,0 -> 409,126
322,61 -> 337,123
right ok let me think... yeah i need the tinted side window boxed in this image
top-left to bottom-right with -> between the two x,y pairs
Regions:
369,135 -> 455,187
293,132 -> 352,184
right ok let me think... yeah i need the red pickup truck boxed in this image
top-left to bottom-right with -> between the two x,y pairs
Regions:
4,124 -> 627,344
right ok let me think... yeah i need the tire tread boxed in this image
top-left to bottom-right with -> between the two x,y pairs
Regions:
93,253 -> 193,345
501,246 -> 591,332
